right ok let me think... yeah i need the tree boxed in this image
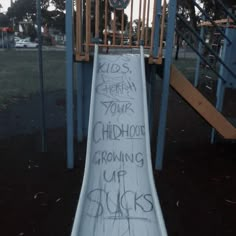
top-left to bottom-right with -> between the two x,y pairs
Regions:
114,10 -> 128,31
177,0 -> 198,31
199,0 -> 236,19
7,0 -> 65,33
7,0 -> 37,22
42,9 -> 65,34
51,0 -> 65,12
0,13 -> 10,27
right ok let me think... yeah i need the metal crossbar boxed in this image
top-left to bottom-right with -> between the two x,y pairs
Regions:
215,0 -> 236,23
177,13 -> 236,81
193,1 -> 232,44
175,28 -> 227,83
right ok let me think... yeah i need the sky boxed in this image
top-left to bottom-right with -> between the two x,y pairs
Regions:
0,0 -> 11,13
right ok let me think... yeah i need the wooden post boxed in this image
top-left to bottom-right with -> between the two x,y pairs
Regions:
104,0 -> 108,44
95,0 -> 99,39
85,0 -> 91,55
76,0 -> 81,55
141,0 -> 147,41
150,0 -> 157,56
137,0 -> 142,44
113,10 -> 116,45
121,10 -> 124,45
158,0 -> 166,59
129,0 -> 134,46
145,0 -> 150,46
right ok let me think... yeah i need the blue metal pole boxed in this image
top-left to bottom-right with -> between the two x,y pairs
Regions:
177,13 -> 236,80
215,0 -> 236,23
36,0 -> 47,152
149,66 -> 156,133
77,63 -> 83,142
155,0 -> 177,170
83,62 -> 93,136
175,28 -> 227,83
194,16 -> 205,87
211,27 -> 229,143
193,1 -> 231,44
66,0 -> 74,169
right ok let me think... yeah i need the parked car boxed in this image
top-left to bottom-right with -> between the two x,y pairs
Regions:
15,39 -> 38,48
14,36 -> 22,42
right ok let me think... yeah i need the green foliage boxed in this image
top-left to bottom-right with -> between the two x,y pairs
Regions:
42,9 -> 65,34
51,0 -> 65,12
7,0 -> 65,33
115,10 -> 128,31
7,0 -> 36,22
198,0 -> 236,19
0,13 -> 10,27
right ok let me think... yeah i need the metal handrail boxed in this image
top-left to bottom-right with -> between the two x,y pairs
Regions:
193,1 -> 232,44
177,13 -> 236,80
175,28 -> 227,83
215,0 -> 236,23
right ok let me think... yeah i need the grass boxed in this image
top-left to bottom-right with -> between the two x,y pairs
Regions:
0,50 -> 199,110
173,58 -> 197,82
0,50 -> 66,109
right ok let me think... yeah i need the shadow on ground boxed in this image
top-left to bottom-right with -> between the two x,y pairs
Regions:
0,87 -> 236,236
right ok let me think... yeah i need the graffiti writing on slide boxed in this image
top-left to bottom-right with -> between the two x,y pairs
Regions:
101,100 -> 134,116
96,74 -> 136,100
86,188 -> 153,220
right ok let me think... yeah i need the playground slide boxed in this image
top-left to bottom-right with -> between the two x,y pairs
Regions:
170,65 -> 236,140
71,45 -> 167,236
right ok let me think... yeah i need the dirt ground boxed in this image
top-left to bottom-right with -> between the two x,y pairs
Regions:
0,86 -> 236,236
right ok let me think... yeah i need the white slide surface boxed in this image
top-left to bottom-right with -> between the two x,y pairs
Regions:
71,45 -> 167,236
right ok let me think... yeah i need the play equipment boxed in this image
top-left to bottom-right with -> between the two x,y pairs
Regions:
66,0 -> 235,233
71,46 -> 167,236
67,0 -> 174,170
69,0 -> 173,235
66,2 -> 236,166
170,65 -> 236,140
66,1 -> 236,161
193,4 -> 236,143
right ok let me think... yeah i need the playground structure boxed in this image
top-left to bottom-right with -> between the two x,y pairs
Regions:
65,0 -> 236,168
193,11 -> 236,143
65,0 -> 236,234
66,0 -> 172,169
66,0 -> 176,169
70,1 -> 172,235
74,0 -> 167,63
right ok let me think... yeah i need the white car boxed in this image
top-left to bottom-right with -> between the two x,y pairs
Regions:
14,37 -> 22,42
15,39 -> 38,48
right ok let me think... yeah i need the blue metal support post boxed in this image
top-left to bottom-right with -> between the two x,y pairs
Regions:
149,0 -> 162,135
155,0 -> 177,170
211,26 -> 229,143
149,66 -> 157,132
194,16 -> 205,87
66,0 -> 74,169
36,0 -> 47,152
77,63 -> 84,142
